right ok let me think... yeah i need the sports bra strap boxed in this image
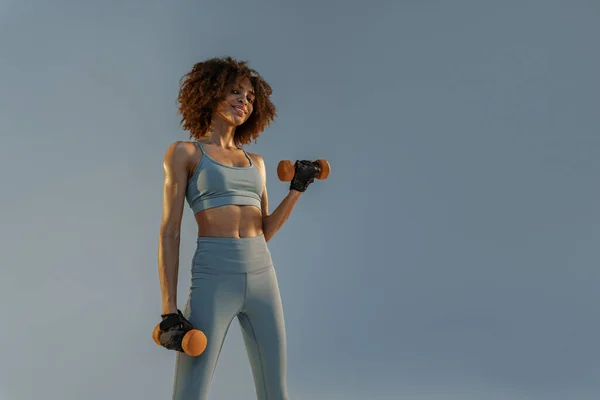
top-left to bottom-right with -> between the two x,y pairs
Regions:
195,141 -> 205,154
241,148 -> 253,165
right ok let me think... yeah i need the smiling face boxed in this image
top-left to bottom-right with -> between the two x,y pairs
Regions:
213,77 -> 256,127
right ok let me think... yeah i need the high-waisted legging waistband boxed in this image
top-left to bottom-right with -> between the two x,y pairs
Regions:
192,234 -> 273,274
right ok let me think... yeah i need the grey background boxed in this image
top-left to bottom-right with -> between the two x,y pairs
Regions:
1,0 -> 599,399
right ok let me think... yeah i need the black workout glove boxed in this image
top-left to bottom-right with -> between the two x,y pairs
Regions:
290,160 -> 321,192
158,310 -> 194,352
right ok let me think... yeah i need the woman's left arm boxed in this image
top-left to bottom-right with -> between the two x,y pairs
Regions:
252,154 -> 302,242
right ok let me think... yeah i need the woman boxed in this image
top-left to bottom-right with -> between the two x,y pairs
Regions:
157,57 -> 319,400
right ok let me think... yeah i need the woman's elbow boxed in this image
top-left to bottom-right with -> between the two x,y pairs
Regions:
160,222 -> 181,240
262,217 -> 272,242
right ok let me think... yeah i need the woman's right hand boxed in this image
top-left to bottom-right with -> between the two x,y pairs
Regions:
157,310 -> 194,352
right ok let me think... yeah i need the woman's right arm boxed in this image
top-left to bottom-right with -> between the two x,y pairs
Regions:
158,141 -> 190,315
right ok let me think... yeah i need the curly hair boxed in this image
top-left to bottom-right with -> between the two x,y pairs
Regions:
177,57 -> 277,146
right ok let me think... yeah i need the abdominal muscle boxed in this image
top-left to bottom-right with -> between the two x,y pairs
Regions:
194,205 -> 264,238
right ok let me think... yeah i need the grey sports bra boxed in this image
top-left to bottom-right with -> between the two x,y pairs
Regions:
185,142 -> 263,214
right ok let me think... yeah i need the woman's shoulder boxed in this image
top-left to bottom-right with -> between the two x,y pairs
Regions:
166,140 -> 199,153
245,151 -> 265,166
163,140 -> 199,165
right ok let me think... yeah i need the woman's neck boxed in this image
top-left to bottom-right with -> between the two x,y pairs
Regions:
203,122 -> 237,149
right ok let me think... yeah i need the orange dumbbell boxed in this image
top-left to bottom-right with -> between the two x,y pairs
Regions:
277,159 -> 331,182
152,322 -> 207,357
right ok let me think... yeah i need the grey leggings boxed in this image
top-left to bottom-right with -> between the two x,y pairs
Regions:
172,234 -> 288,400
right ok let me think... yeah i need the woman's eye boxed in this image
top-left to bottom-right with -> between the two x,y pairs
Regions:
247,97 -> 254,103
232,89 -> 239,94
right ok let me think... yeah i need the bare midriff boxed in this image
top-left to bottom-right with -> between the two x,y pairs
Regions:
194,205 -> 264,238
